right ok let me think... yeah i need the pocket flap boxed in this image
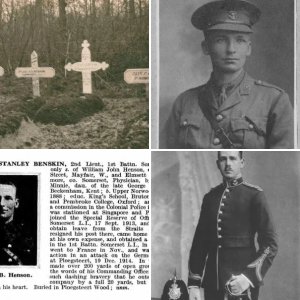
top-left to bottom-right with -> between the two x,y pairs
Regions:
180,113 -> 202,128
231,118 -> 266,135
231,119 -> 250,131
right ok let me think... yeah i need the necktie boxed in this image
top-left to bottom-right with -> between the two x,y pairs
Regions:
218,85 -> 227,107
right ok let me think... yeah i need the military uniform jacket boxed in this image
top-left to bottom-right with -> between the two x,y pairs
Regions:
167,73 -> 293,149
188,178 -> 278,291
0,220 -> 36,265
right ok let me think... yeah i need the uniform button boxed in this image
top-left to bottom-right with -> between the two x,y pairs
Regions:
218,235 -> 222,238
218,245 -> 222,249
7,244 -> 12,248
219,211 -> 223,214
218,219 -> 221,222
183,120 -> 188,126
221,203 -> 225,206
225,189 -> 229,193
248,124 -> 254,129
8,258 -> 12,262
257,80 -> 262,84
222,195 -> 226,199
216,114 -> 223,121
218,227 -> 222,231
213,137 -> 220,145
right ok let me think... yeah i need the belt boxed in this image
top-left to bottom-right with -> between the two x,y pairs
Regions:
218,236 -> 254,248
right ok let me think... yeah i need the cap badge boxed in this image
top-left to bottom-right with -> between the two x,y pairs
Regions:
227,11 -> 237,20
168,282 -> 182,300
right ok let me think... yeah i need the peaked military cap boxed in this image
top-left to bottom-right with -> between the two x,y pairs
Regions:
191,0 -> 261,33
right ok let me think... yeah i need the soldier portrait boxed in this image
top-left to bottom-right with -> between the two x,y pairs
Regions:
151,151 -> 299,300
0,175 -> 38,266
188,151 -> 277,300
156,0 -> 294,149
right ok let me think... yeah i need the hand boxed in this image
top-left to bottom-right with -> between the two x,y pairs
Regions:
189,287 -> 202,300
229,275 -> 250,295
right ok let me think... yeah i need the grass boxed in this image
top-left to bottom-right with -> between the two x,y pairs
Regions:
115,109 -> 149,149
0,74 -> 135,134
0,111 -> 26,136
34,94 -> 104,125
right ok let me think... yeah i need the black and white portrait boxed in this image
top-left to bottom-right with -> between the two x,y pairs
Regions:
155,0 -> 294,149
151,151 -> 299,300
0,174 -> 38,266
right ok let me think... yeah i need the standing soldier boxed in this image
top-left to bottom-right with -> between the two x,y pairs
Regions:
167,0 -> 293,149
188,151 -> 278,300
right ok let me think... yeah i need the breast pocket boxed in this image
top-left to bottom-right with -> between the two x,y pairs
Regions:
178,113 -> 203,148
230,117 -> 267,149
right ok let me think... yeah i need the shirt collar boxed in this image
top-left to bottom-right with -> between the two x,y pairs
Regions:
209,70 -> 246,95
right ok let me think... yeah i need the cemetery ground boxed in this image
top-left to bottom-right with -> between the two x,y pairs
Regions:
0,75 -> 148,149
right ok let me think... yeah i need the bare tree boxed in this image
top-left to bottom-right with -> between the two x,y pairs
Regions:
0,0 -> 148,79
58,0 -> 67,38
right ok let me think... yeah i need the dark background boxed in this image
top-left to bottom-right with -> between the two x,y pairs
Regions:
158,0 -> 294,148
0,174 -> 38,263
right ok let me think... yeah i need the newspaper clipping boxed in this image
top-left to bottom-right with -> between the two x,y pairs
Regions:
0,150 -> 150,300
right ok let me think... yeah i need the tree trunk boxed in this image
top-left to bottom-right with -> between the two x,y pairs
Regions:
129,0 -> 135,19
104,0 -> 110,17
58,0 -> 67,38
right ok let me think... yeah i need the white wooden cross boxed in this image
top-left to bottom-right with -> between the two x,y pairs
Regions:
64,40 -> 109,94
124,68 -> 149,99
15,51 -> 55,97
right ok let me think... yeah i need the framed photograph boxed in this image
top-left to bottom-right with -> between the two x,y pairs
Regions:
0,174 -> 38,266
151,151 -> 299,300
152,0 -> 294,149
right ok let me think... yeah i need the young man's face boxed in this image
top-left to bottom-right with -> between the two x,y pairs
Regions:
0,184 -> 19,224
217,151 -> 244,180
202,30 -> 252,74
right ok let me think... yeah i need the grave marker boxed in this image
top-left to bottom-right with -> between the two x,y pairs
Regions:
15,51 -> 55,97
64,40 -> 109,94
124,68 -> 149,98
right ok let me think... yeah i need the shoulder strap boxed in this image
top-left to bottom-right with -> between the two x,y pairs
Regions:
243,182 -> 263,191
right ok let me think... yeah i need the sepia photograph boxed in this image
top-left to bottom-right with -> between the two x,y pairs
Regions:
0,0 -> 149,149
152,151 -> 299,300
0,174 -> 38,266
155,0 -> 294,149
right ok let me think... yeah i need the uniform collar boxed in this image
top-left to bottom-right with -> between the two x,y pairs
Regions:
199,71 -> 255,112
223,177 -> 243,188
209,69 -> 245,95
216,72 -> 254,113
239,72 -> 254,95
